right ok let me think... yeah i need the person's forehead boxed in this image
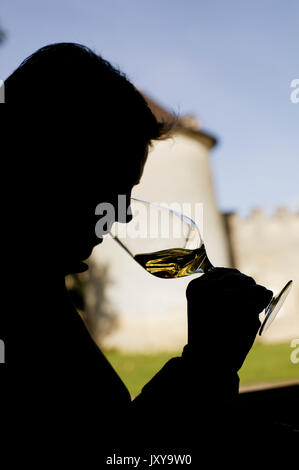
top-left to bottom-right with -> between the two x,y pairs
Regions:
91,140 -> 149,192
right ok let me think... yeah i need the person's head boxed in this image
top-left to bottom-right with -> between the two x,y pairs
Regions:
5,42 -> 170,274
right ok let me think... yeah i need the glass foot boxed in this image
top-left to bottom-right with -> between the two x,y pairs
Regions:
259,280 -> 293,336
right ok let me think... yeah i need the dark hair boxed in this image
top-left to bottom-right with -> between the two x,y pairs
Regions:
4,42 -> 170,143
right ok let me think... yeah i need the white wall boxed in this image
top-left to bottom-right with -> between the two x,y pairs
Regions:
228,209 -> 299,343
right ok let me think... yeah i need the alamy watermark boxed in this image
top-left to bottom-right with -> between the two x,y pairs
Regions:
95,196 -> 204,241
106,452 -> 192,467
290,339 -> 299,364
290,79 -> 299,104
0,339 -> 4,363
0,79 -> 5,103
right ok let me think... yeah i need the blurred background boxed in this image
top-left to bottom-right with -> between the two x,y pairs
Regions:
1,0 -> 298,395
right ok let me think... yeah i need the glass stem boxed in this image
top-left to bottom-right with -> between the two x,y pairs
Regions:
110,234 -> 135,259
194,253 -> 214,274
204,258 -> 215,273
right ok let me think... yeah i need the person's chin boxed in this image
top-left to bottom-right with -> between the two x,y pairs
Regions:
63,238 -> 103,275
63,260 -> 89,275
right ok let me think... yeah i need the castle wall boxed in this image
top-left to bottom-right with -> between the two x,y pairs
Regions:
88,133 -> 298,349
226,209 -> 299,343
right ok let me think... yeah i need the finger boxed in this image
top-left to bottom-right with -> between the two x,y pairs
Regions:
243,285 -> 273,313
186,270 -> 256,299
201,268 -> 256,286
222,285 -> 273,314
200,267 -> 240,280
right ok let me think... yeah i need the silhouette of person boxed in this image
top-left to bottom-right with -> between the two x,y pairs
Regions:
1,43 -> 273,464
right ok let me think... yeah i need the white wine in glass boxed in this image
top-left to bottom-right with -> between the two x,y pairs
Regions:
109,198 -> 292,336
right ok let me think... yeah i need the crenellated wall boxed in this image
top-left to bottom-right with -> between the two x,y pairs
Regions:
225,208 -> 299,342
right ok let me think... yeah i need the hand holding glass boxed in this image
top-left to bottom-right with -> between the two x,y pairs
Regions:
109,198 -> 292,335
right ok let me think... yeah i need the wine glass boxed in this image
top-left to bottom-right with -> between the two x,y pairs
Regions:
109,198 -> 293,335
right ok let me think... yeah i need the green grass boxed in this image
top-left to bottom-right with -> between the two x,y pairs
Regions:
105,350 -> 175,397
238,341 -> 299,386
105,342 -> 299,398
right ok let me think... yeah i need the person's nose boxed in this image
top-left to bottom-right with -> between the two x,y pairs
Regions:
117,204 -> 133,224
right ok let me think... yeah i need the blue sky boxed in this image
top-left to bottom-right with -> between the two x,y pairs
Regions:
1,0 -> 298,216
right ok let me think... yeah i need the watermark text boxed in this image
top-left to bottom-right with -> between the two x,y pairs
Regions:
106,452 -> 192,467
290,338 -> 299,364
95,196 -> 204,241
0,79 -> 5,103
0,339 -> 5,363
290,79 -> 299,104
